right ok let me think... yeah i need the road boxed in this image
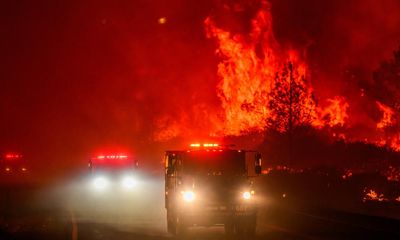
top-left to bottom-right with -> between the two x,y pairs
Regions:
70,203 -> 400,240
1,179 -> 400,240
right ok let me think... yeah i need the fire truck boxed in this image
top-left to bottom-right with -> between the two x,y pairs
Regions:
0,153 -> 29,183
164,143 -> 262,237
87,154 -> 139,192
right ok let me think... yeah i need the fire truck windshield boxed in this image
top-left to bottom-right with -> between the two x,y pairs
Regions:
90,157 -> 136,171
182,150 -> 245,176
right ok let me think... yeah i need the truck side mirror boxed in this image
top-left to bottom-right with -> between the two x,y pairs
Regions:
166,154 -> 177,175
255,153 -> 262,175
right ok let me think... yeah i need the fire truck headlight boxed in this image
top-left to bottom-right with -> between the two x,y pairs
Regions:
93,176 -> 109,190
242,191 -> 253,200
122,176 -> 136,189
182,191 -> 195,202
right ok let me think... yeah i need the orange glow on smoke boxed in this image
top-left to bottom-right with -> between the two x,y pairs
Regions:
158,17 -> 167,24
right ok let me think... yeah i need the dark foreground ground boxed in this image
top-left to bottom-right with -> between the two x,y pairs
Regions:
1,177 -> 400,240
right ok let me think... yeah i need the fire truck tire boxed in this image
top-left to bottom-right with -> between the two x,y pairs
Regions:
176,215 -> 188,237
167,212 -> 187,238
224,220 -> 234,236
233,215 -> 256,239
243,214 -> 256,239
167,211 -> 177,235
167,219 -> 175,234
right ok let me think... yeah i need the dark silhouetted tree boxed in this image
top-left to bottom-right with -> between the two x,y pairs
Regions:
267,62 -> 317,133
267,61 -> 318,165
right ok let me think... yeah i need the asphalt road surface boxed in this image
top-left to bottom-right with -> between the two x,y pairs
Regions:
1,179 -> 400,240
70,203 -> 400,240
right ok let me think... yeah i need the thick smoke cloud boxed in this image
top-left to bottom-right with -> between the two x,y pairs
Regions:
269,0 -> 400,97
268,0 -> 400,141
0,0 -> 219,177
2,0 -> 400,177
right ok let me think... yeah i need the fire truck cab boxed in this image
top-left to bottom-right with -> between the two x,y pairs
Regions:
87,154 -> 139,191
0,153 -> 29,183
164,143 -> 262,238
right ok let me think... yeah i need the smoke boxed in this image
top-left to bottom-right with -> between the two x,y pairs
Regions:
268,0 -> 400,131
2,0 -> 400,177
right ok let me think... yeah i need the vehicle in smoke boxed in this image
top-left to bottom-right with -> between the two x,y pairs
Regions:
0,153 -> 29,184
164,143 -> 262,238
87,154 -> 139,192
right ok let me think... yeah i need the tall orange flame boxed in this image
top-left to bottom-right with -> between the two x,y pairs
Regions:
314,96 -> 349,128
205,3 -> 323,135
205,2 -> 348,135
376,101 -> 394,129
205,7 -> 277,135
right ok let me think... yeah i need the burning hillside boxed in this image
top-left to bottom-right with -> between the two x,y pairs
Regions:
201,0 -> 400,158
205,1 -> 350,137
153,0 -> 400,183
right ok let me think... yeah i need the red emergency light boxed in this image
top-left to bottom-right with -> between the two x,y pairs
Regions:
190,143 -> 219,148
5,154 -> 22,159
190,143 -> 201,147
203,143 -> 219,147
96,155 -> 128,160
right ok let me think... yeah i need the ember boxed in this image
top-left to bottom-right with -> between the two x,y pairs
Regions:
363,189 -> 387,202
342,170 -> 353,180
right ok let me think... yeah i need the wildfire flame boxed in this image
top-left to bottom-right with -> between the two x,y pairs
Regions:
154,0 -> 400,156
363,188 -> 387,202
205,2 -> 327,135
385,165 -> 400,182
205,1 -> 348,135
205,6 -> 277,135
342,170 -> 353,179
376,101 -> 394,129
315,96 -> 349,128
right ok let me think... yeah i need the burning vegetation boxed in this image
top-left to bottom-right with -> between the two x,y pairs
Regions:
204,1 -> 356,140
206,2 -> 323,135
376,101 -> 394,130
152,0 -> 400,203
155,0 -> 400,155
204,0 -> 400,205
204,1 -> 400,172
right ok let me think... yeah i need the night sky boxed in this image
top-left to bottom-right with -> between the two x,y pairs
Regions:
1,0 -> 400,178
0,0 -> 219,176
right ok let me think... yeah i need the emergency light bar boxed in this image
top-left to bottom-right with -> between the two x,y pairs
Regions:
96,155 -> 128,160
203,143 -> 219,147
190,143 -> 219,148
5,154 -> 22,159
